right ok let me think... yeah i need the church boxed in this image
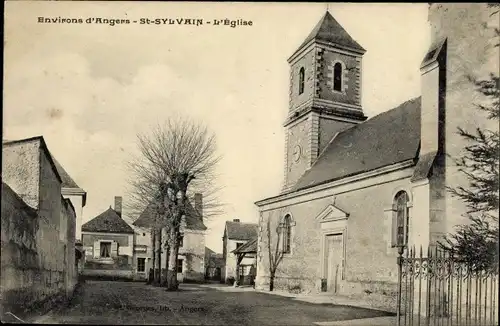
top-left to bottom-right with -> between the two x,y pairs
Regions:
254,4 -> 497,297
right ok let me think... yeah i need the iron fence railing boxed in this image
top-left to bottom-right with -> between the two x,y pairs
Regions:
397,246 -> 499,326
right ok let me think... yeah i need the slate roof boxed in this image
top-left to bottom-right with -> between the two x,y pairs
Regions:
82,207 -> 135,234
225,221 -> 258,241
132,200 -> 207,231
292,11 -> 365,59
50,155 -> 81,189
293,97 -> 421,192
232,238 -> 257,254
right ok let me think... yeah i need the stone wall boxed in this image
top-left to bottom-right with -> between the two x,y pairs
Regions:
63,199 -> 77,296
318,49 -> 360,106
285,117 -> 312,188
428,3 -> 499,233
1,139 -> 79,317
37,147 -> 66,283
2,139 -> 40,208
256,168 -> 416,296
289,48 -> 316,112
177,230 -> 206,282
0,183 -> 72,316
1,183 -> 40,315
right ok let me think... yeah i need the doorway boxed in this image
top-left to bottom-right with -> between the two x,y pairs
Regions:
324,233 -> 343,293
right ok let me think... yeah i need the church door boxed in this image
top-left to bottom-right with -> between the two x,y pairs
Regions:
325,234 -> 343,293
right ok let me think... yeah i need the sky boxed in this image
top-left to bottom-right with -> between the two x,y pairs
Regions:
3,2 -> 430,253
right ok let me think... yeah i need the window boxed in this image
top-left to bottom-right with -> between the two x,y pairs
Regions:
298,67 -> 305,95
137,258 -> 146,273
392,191 -> 410,247
177,259 -> 183,273
239,265 -> 250,276
236,242 -> 244,249
179,234 -> 184,247
333,62 -> 343,92
282,215 -> 292,254
100,242 -> 111,258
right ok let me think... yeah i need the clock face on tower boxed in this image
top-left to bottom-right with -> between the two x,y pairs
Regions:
293,145 -> 302,162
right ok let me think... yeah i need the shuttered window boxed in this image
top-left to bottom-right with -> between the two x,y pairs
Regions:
93,241 -> 100,258
111,241 -> 118,257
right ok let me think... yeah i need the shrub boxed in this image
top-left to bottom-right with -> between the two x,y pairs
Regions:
288,283 -> 302,294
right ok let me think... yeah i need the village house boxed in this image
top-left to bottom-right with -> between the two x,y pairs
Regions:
204,247 -> 224,282
254,4 -> 498,299
222,220 -> 258,284
132,193 -> 207,283
132,225 -> 153,281
232,238 -> 258,286
81,196 -> 141,280
1,136 -> 83,315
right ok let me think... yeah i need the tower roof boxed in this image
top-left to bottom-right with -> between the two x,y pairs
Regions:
291,11 -> 365,60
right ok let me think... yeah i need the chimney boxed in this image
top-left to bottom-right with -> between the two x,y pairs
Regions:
114,196 -> 123,217
194,193 -> 203,220
418,38 -> 447,160
233,219 -> 240,222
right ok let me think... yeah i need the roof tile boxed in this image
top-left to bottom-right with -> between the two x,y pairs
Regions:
82,207 -> 135,234
294,97 -> 421,191
225,221 -> 258,241
232,238 -> 257,254
292,11 -> 365,58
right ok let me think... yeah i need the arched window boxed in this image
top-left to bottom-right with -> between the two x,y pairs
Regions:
298,67 -> 305,95
333,62 -> 343,92
282,215 -> 292,254
392,191 -> 410,247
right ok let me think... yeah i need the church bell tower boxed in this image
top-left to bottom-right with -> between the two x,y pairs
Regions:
283,11 -> 368,192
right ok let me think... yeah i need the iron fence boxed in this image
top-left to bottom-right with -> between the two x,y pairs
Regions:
397,246 -> 498,326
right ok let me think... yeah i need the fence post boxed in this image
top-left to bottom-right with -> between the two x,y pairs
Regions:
397,246 -> 405,326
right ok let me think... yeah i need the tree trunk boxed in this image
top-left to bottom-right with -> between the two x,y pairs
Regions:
161,243 -> 170,287
150,227 -> 156,285
154,228 -> 162,285
166,227 -> 180,291
269,272 -> 275,291
158,228 -> 163,285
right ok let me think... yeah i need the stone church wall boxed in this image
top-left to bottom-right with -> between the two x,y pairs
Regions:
318,50 -> 360,106
257,168 -> 415,297
289,48 -> 316,112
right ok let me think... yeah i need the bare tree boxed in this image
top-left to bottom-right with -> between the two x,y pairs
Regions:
127,115 -> 222,290
266,215 -> 284,292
